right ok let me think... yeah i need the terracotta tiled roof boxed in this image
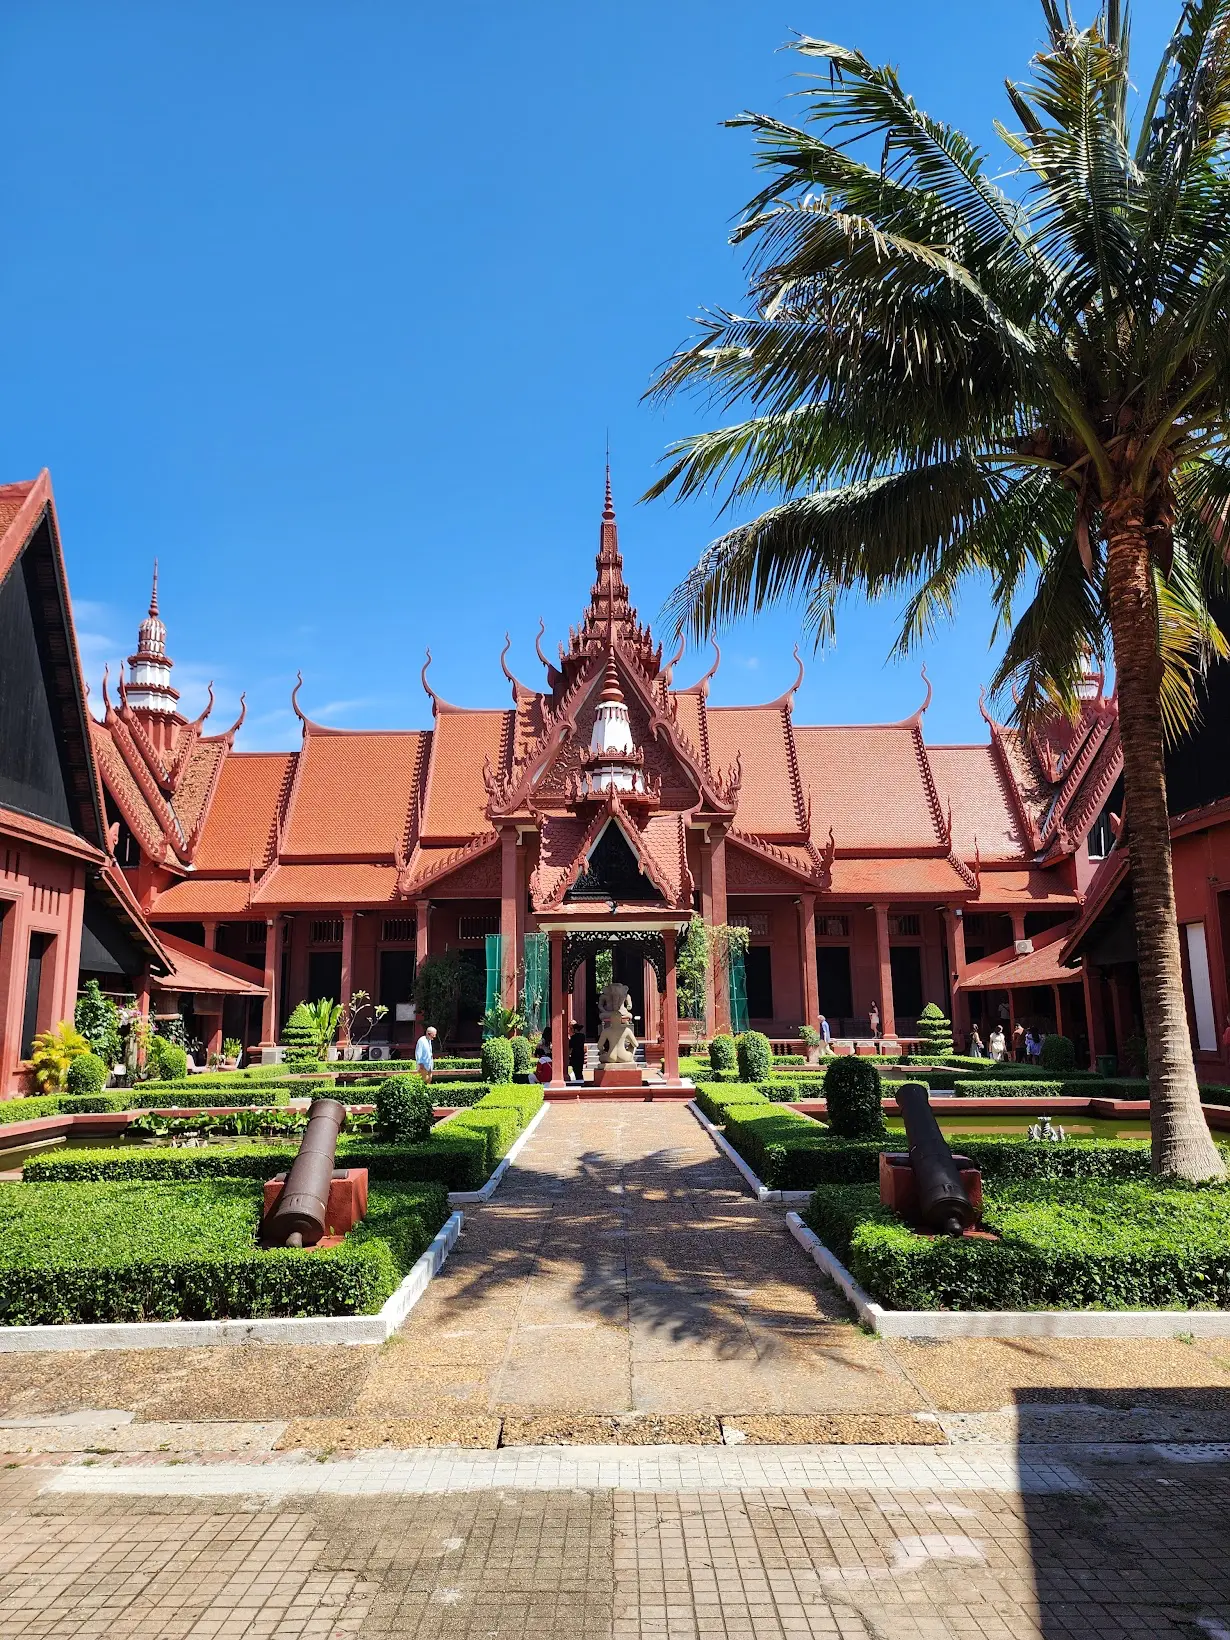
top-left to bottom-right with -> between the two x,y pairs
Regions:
928,746 -> 1026,860
827,856 -> 970,896
531,803 -> 692,911
154,932 -> 267,996
251,862 -> 402,906
794,725 -> 944,850
419,708 -> 511,843
0,804 -> 107,863
671,691 -> 708,767
971,867 -> 1080,907
398,835 -> 500,896
148,877 -> 255,915
957,924 -> 1080,990
0,479 -> 37,547
190,752 -> 295,872
88,719 -> 168,862
171,740 -> 228,843
281,730 -> 426,859
706,706 -> 803,837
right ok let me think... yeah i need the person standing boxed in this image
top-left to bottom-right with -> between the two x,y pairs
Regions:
1012,1021 -> 1026,1063
414,1024 -> 437,1083
989,1025 -> 1006,1062
569,1020 -> 586,1083
968,1024 -> 985,1059
868,1001 -> 880,1042
818,1014 -> 832,1055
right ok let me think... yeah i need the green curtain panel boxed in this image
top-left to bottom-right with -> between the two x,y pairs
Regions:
522,932 -> 549,1034
727,946 -> 749,1035
484,933 -> 504,1015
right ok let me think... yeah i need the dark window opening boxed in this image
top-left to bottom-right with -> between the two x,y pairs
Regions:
307,950 -> 342,1005
745,947 -> 774,1020
1087,775 -> 1125,860
21,932 -> 50,1060
379,949 -> 417,1019
816,945 -> 853,1020
889,946 -> 924,1021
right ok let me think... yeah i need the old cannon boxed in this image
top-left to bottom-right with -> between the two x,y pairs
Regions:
879,1081 -> 979,1236
262,1097 -> 365,1248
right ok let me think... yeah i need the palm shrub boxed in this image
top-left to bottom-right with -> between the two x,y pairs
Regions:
824,1057 -> 886,1138
65,1052 -> 108,1095
648,8 -> 1230,1181
736,1030 -> 773,1082
30,1022 -> 90,1092
709,1034 -> 737,1072
916,1004 -> 954,1060
375,1075 -> 435,1143
1041,1034 -> 1077,1074
304,998 -> 341,1058
510,1035 -> 533,1076
481,1037 -> 515,1083
280,1003 -> 319,1073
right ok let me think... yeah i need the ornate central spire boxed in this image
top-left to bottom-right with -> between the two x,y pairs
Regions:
126,559 -> 179,721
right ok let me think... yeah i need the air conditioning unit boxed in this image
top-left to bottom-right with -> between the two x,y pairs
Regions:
362,1043 -> 392,1061
1014,938 -> 1034,956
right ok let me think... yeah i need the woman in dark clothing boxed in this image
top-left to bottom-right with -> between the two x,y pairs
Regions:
569,1022 -> 586,1083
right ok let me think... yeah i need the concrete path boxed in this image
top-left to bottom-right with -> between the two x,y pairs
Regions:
6,1103 -> 1230,1435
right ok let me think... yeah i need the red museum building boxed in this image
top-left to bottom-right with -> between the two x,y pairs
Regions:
6,465 -> 1228,1092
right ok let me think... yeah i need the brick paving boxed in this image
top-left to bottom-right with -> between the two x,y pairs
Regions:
2,1446 -> 1230,1636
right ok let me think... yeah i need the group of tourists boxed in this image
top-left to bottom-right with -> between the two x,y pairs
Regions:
966,1016 -> 1047,1063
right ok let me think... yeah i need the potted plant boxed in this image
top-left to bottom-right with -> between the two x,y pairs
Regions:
222,1037 -> 242,1070
798,1024 -> 822,1066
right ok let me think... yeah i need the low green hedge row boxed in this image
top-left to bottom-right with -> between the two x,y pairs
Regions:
0,1093 -> 130,1127
26,1083 -> 543,1193
0,1178 -> 449,1325
129,1085 -> 294,1109
805,1179 -> 1230,1311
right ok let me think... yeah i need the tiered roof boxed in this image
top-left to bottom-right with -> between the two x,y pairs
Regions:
91,478 -> 1119,922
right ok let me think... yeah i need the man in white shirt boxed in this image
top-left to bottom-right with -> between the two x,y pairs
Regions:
818,1015 -> 832,1055
414,1025 -> 437,1083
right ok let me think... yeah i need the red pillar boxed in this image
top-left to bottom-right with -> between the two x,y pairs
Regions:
415,898 -> 430,1018
874,903 -> 896,1039
1010,910 -> 1027,945
204,1012 -> 223,1062
500,827 -> 518,1007
203,920 -> 218,951
946,910 -> 970,1039
663,926 -> 680,1082
1051,983 -> 1063,1039
710,827 -> 731,1032
259,915 -> 280,1048
797,893 -> 819,1033
549,929 -> 565,1088
337,911 -> 355,1046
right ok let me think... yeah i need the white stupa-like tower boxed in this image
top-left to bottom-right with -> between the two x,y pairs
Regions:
584,656 -> 644,795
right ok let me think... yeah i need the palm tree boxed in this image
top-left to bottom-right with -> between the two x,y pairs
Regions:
648,1 -> 1230,1181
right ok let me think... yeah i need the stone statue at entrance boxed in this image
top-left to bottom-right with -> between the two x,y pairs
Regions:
596,980 -> 638,1065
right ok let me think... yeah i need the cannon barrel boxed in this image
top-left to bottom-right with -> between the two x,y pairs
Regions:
896,1081 -> 975,1236
263,1097 -> 347,1247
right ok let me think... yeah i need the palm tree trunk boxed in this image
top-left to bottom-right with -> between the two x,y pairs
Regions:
1104,501 -> 1225,1181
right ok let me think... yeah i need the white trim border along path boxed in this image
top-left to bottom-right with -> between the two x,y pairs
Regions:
446,1100 -> 548,1205
687,1099 -> 812,1203
786,1211 -> 1230,1339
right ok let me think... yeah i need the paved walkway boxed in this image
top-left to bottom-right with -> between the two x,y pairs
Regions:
5,1103 -> 1230,1432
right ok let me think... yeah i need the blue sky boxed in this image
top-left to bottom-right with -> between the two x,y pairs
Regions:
2,2 -> 1175,751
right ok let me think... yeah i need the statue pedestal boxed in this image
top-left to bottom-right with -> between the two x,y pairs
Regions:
593,1065 -> 643,1088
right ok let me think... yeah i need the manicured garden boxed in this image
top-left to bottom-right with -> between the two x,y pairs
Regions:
0,1078 -> 543,1328
695,1052 -> 1230,1316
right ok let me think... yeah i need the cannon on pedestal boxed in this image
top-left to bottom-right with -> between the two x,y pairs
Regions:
262,1097 -> 355,1248
879,1081 -> 979,1236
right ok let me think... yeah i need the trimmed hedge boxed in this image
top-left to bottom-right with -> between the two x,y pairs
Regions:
510,1036 -> 533,1076
709,1035 -> 737,1073
129,1084 -> 295,1109
0,1178 -> 449,1325
916,1003 -> 954,1060
66,1053 -> 108,1095
805,1178 -> 1230,1312
481,1038 -> 515,1084
0,1092 -> 128,1127
823,1057 -> 885,1138
737,1031 -> 773,1082
376,1076 -> 435,1143
26,1082 -> 544,1193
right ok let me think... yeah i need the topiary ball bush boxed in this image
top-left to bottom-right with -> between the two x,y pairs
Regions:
510,1035 -> 532,1076
824,1055 -> 886,1138
1041,1034 -> 1077,1073
736,1030 -> 773,1082
147,1036 -> 188,1081
65,1051 -> 108,1095
709,1035 -> 737,1072
481,1036 -> 515,1084
375,1074 -> 435,1143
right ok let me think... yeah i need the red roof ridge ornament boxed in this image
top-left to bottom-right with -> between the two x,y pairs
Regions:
898,664 -> 932,729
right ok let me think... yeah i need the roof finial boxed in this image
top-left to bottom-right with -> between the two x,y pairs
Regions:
149,558 -> 159,617
603,435 -> 614,522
